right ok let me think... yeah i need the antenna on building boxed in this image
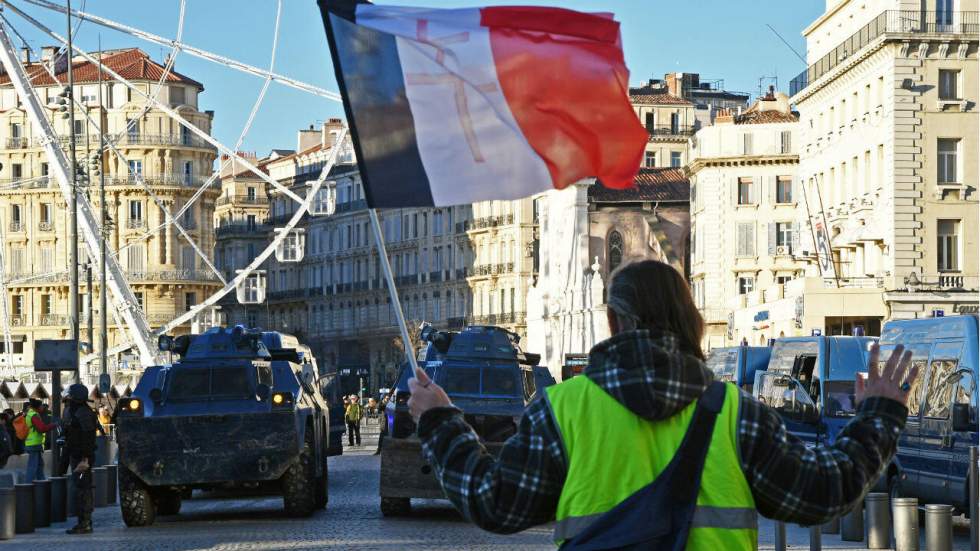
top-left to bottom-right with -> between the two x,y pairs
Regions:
757,75 -> 778,100
765,24 -> 807,64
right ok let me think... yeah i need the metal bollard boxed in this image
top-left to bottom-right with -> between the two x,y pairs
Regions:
971,446 -> 978,551
925,504 -> 954,551
93,467 -> 108,508
866,492 -> 891,549
821,516 -> 840,534
841,502 -> 865,542
892,497 -> 918,551
774,520 -> 786,551
49,476 -> 67,523
105,464 -> 118,504
0,487 -> 14,540
32,479 -> 50,528
809,524 -> 822,551
14,484 -> 33,534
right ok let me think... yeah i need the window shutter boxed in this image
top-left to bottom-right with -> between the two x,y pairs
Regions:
792,178 -> 801,204
731,176 -> 737,206
768,176 -> 776,206
768,223 -> 777,255
792,222 -> 801,253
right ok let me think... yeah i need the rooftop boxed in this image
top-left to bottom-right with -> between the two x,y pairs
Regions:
0,48 -> 203,89
591,168 -> 689,203
629,90 -> 692,106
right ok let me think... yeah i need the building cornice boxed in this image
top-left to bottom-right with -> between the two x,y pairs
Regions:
685,154 -> 799,176
792,34 -> 978,104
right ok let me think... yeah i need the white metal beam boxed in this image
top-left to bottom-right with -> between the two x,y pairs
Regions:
0,20 -> 157,365
20,0 -> 344,102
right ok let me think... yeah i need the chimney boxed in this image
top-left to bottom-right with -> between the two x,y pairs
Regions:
321,118 -> 345,146
297,125 -> 321,152
41,46 -> 58,61
20,48 -> 30,64
665,73 -> 681,97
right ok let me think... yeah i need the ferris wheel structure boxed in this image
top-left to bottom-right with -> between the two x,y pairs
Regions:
0,0 -> 346,370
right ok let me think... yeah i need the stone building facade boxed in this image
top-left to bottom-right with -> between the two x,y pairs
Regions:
791,0 -> 978,321
526,169 -> 690,380
0,48 -> 219,378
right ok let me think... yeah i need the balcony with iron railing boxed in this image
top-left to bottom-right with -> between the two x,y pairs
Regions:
5,137 -> 28,149
107,174 -> 210,189
0,176 -> 53,191
790,10 -> 980,96
216,194 -> 268,207
111,132 -> 218,151
8,221 -> 22,232
124,269 -> 222,283
38,220 -> 53,232
335,199 -> 369,213
39,314 -> 67,326
215,222 -> 270,237
646,124 -> 697,138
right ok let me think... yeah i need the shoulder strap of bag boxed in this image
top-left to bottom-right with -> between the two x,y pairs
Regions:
667,380 -> 727,499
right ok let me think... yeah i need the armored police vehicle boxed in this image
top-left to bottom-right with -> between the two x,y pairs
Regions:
380,325 -> 554,515
115,326 -> 330,526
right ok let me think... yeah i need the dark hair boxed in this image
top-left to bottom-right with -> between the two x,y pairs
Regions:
606,260 -> 705,360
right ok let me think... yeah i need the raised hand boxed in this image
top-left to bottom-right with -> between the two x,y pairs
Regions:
856,343 -> 918,407
407,365 -> 452,421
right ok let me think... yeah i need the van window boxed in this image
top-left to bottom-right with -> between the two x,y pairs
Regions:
769,340 -> 819,373
923,341 -> 964,419
706,349 -> 738,382
824,380 -> 857,417
522,369 -> 536,400
879,343 -> 929,417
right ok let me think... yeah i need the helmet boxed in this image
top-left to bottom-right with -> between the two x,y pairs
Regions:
67,383 -> 89,402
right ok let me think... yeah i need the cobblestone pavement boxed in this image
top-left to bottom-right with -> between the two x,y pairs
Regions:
8,423 -> 974,549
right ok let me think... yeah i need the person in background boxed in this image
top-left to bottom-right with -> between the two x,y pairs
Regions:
408,260 -> 917,549
63,383 -> 98,535
24,399 -> 56,481
345,394 -> 363,447
97,406 -> 112,434
3,408 -> 20,456
0,414 -> 12,468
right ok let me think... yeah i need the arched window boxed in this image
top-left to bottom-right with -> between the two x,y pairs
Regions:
608,231 -> 624,271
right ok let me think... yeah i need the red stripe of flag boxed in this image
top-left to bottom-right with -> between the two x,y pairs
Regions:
481,6 -> 647,190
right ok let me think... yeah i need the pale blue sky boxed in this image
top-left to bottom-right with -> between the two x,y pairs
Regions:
10,0 -> 824,157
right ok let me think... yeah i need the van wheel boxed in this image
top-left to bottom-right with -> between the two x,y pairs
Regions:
282,440 -> 316,517
119,467 -> 157,527
381,497 -> 411,516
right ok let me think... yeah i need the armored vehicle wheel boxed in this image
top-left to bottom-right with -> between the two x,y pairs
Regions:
380,497 -> 411,516
119,467 -> 157,527
282,439 -> 316,517
155,489 -> 182,516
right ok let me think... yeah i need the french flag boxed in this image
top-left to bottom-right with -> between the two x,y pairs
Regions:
318,1 -> 647,208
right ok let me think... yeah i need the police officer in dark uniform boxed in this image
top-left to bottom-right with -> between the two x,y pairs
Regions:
63,383 -> 97,535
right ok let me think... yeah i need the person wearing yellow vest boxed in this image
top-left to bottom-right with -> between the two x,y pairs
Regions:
24,398 -> 56,482
408,260 -> 917,549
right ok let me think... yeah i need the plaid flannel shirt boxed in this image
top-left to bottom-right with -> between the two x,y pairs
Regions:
417,330 -> 907,534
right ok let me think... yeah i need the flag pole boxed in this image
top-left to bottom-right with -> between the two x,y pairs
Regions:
368,208 -> 419,374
